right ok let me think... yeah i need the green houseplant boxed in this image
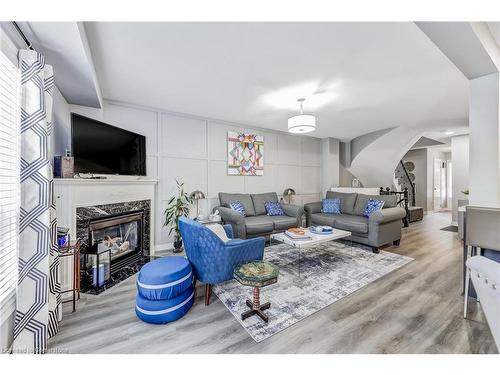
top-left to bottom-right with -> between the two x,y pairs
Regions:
164,180 -> 193,253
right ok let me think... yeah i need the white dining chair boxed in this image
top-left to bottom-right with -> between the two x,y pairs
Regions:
463,206 -> 500,350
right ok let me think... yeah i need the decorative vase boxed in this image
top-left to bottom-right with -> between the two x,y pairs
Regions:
173,238 -> 183,253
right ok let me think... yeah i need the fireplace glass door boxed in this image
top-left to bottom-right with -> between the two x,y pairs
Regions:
89,211 -> 143,262
91,220 -> 140,261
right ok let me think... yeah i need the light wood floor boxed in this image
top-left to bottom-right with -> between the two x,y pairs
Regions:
49,212 -> 497,354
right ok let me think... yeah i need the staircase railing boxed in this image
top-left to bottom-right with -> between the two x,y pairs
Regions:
398,160 -> 416,206
380,186 -> 410,227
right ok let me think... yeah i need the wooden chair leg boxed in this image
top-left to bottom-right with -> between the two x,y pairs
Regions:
204,284 -> 212,306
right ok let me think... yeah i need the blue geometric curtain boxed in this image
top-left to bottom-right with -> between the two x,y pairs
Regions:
14,50 -> 61,354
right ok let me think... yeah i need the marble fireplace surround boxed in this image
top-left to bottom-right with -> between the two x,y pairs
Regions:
54,177 -> 158,301
76,200 -> 152,255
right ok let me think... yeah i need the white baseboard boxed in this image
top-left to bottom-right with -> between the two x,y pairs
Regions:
154,243 -> 174,254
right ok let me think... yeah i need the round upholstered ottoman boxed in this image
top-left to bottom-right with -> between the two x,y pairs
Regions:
137,256 -> 193,300
135,285 -> 194,324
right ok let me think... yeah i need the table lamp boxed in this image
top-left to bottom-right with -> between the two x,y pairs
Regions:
190,190 -> 206,219
283,188 -> 296,204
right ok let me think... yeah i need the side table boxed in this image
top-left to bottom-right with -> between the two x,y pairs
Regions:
234,261 -> 279,323
195,217 -> 222,225
57,238 -> 81,313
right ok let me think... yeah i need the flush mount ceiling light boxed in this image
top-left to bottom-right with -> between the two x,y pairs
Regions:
288,98 -> 316,134
441,130 -> 455,135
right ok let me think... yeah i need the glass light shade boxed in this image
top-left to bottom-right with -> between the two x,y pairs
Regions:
287,114 -> 316,134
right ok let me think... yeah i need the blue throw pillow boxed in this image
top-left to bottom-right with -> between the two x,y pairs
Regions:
265,201 -> 285,216
321,198 -> 341,214
364,198 -> 385,217
229,201 -> 246,216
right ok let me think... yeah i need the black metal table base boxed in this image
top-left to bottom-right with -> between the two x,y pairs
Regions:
241,299 -> 271,323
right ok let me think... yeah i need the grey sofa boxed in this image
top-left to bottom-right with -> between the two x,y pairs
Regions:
215,192 -> 304,239
304,191 -> 406,253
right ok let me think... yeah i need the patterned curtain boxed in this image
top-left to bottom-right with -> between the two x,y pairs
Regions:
14,50 -> 61,354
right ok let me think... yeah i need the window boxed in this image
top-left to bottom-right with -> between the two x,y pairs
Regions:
0,48 -> 20,351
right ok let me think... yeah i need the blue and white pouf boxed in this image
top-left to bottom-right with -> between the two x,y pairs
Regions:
135,285 -> 194,324
137,256 -> 193,300
135,256 -> 194,324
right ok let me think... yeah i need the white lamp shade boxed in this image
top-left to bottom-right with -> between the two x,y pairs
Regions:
287,114 -> 316,134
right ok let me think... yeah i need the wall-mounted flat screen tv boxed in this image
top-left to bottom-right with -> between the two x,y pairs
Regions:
71,113 -> 146,176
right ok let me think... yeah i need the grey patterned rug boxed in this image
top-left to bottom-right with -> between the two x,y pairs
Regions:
213,241 -> 413,342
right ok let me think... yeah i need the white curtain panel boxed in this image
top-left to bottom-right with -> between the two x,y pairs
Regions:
14,50 -> 61,354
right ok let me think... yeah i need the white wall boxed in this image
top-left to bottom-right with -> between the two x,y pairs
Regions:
54,100 -> 322,249
469,73 -> 500,207
320,137 -> 340,196
451,135 -> 470,223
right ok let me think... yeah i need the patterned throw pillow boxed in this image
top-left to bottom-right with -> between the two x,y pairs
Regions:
364,198 -> 385,217
229,201 -> 246,216
321,198 -> 341,214
265,201 -> 285,216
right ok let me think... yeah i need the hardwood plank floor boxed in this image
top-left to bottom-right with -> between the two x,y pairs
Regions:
49,212 -> 497,353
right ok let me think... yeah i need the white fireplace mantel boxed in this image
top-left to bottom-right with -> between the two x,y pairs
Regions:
54,177 -> 158,253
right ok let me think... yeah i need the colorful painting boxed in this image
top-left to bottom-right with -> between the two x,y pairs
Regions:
227,132 -> 264,176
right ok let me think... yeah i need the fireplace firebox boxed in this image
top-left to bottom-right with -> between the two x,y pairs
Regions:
81,210 -> 145,293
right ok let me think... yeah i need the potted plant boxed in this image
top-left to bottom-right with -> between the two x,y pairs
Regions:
164,180 -> 193,253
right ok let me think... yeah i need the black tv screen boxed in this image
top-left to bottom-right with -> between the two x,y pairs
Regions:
71,113 -> 146,176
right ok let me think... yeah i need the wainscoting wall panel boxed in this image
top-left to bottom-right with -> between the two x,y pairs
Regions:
54,100 -> 322,250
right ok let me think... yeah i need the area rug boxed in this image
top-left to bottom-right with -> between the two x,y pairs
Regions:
440,225 -> 458,233
213,241 -> 413,342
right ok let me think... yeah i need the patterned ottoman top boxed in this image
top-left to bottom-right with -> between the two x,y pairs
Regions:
234,261 -> 279,287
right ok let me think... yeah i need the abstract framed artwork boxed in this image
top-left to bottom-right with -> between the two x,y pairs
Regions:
227,132 -> 264,176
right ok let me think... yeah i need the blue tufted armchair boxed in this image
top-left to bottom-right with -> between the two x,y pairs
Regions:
178,217 -> 265,305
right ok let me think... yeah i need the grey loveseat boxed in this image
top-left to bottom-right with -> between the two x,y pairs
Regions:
304,191 -> 406,253
215,192 -> 304,239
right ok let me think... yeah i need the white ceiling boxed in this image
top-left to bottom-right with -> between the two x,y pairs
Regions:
84,22 -> 469,140
21,22 -> 102,108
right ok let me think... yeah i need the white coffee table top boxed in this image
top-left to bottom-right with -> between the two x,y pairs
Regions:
271,228 -> 351,249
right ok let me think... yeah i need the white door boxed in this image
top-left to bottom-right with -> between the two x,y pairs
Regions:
440,160 -> 447,208
434,159 -> 447,210
447,161 -> 452,209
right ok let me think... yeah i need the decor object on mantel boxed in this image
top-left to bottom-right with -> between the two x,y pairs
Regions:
54,155 -> 74,178
227,131 -> 264,176
288,98 -> 316,134
164,180 -> 193,253
282,188 -> 296,204
190,190 -> 206,219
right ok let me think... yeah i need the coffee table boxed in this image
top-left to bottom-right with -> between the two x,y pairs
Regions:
270,228 -> 351,276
